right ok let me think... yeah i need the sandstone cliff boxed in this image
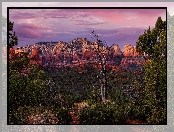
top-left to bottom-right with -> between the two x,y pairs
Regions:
17,38 -> 145,69
123,43 -> 139,57
28,47 -> 42,66
113,44 -> 123,56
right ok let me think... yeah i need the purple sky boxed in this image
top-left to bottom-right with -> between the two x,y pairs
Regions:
9,8 -> 166,51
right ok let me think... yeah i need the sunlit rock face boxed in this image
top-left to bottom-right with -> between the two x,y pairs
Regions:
120,56 -> 144,69
9,47 -> 15,60
123,43 -> 140,57
53,41 -> 67,54
18,39 -> 144,69
113,44 -> 123,56
119,43 -> 144,69
108,44 -> 124,66
9,47 -> 26,62
28,47 -> 42,66
133,46 -> 140,56
123,43 -> 134,56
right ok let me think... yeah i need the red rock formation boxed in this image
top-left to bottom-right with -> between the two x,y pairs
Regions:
9,47 -> 24,62
123,43 -> 134,56
123,44 -> 139,57
28,48 -> 42,66
72,52 -> 80,61
9,47 -> 15,60
133,46 -> 139,56
113,44 -> 122,56
53,41 -> 66,54
82,51 -> 95,61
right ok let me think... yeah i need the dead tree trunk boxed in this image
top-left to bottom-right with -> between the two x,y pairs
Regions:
91,32 -> 107,102
99,54 -> 107,102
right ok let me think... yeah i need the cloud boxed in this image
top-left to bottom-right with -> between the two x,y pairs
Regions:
70,19 -> 108,26
9,8 -> 166,49
9,9 -> 38,19
13,22 -> 52,39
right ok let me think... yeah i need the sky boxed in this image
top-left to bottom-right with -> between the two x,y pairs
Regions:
3,2 -> 170,51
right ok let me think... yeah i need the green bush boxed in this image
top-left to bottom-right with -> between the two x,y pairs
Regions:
53,107 -> 72,124
50,93 -> 75,109
9,65 -> 47,111
9,106 -> 72,124
127,102 -> 149,122
78,102 -> 127,124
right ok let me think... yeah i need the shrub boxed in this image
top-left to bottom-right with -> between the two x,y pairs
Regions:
78,102 -> 127,124
9,64 -> 47,111
9,106 -> 72,124
53,107 -> 72,124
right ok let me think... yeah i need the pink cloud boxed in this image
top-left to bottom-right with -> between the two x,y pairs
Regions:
9,9 -> 38,19
9,9 -> 166,28
13,22 -> 51,39
70,19 -> 107,26
84,9 -> 166,27
9,8 -> 166,49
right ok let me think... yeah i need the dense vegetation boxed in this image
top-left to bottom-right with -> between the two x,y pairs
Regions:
8,16 -> 166,124
136,16 -> 167,124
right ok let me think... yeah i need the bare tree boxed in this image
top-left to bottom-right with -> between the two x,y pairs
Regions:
90,31 -> 114,102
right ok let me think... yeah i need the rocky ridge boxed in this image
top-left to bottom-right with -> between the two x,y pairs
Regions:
15,38 -> 145,69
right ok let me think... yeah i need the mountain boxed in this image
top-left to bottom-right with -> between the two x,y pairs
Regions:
119,43 -> 144,69
123,43 -> 139,56
14,38 -> 145,69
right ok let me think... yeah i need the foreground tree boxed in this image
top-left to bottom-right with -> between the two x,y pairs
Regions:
9,20 -> 18,48
90,31 -> 114,102
8,20 -> 47,121
136,16 -> 166,124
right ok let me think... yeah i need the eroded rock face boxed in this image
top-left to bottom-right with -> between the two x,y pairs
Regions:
116,43 -> 143,68
133,46 -> 139,56
29,48 -> 42,66
9,47 -> 26,62
17,39 -> 144,69
120,56 -> 144,68
9,47 -> 15,60
123,43 -> 139,57
82,50 -> 95,61
113,44 -> 123,56
107,44 -> 124,66
53,41 -> 67,54
123,43 -> 134,56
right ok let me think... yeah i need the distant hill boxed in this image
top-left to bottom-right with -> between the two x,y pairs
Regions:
14,37 -> 145,70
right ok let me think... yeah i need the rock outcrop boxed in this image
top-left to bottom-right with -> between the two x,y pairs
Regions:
120,56 -> 144,69
118,43 -> 143,68
53,41 -> 67,54
133,46 -> 139,56
28,48 -> 42,66
9,47 -> 16,60
123,43 -> 134,56
113,44 -> 123,56
123,43 -> 139,57
9,47 -> 26,62
16,38 -> 145,69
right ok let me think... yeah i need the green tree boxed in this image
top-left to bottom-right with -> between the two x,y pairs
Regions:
136,17 -> 166,124
8,20 -> 47,116
9,20 -> 18,48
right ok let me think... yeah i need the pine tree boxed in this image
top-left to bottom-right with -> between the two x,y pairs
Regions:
136,17 -> 166,124
9,20 -> 18,48
8,20 -> 47,118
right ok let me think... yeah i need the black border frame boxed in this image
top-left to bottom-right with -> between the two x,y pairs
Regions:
7,6 -> 167,125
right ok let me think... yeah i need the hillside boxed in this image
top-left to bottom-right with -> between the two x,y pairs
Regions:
15,37 -> 145,70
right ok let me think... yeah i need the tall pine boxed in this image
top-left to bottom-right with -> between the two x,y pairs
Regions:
136,17 -> 166,124
9,20 -> 18,48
